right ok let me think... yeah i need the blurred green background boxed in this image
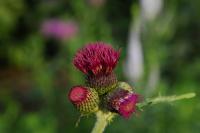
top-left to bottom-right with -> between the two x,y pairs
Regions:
0,0 -> 199,133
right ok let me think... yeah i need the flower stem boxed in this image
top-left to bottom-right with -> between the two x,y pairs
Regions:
91,92 -> 195,133
91,111 -> 115,133
137,92 -> 196,109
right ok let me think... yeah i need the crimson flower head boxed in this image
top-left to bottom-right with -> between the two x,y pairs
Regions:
73,42 -> 120,76
69,86 -> 88,104
68,86 -> 99,114
106,89 -> 139,118
118,93 -> 138,118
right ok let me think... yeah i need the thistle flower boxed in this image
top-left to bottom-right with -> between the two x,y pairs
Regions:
73,42 -> 120,95
105,88 -> 139,118
68,41 -> 195,133
73,42 -> 120,76
68,86 -> 99,114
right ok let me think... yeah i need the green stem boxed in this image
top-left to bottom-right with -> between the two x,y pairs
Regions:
137,92 -> 196,109
91,111 -> 115,133
91,92 -> 195,133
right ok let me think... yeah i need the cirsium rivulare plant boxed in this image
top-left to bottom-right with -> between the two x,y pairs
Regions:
68,42 -> 196,133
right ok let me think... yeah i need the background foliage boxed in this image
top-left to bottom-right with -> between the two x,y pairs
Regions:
0,0 -> 199,133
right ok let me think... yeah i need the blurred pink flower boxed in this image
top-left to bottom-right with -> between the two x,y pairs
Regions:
41,19 -> 78,40
88,0 -> 106,7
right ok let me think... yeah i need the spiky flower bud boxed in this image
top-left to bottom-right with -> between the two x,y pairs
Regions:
105,86 -> 139,118
117,82 -> 134,92
68,86 -> 99,114
73,42 -> 120,95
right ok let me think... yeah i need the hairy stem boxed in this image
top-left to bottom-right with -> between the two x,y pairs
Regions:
91,111 -> 115,133
91,92 -> 195,133
137,92 -> 196,109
